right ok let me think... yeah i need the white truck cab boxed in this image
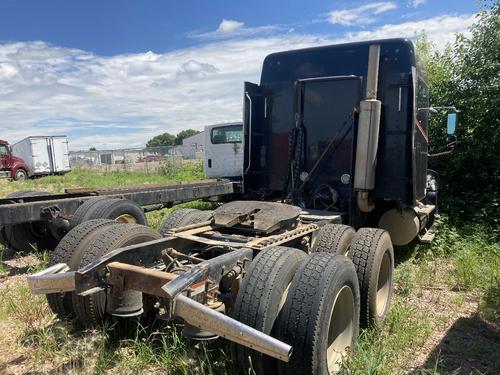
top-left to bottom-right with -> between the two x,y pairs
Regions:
204,122 -> 243,179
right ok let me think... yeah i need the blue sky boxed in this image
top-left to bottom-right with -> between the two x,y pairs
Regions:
0,0 -> 479,149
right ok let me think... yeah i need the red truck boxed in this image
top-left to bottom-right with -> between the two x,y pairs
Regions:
0,140 -> 30,180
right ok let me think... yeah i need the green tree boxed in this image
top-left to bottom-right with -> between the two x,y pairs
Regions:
175,129 -> 200,145
89,147 -> 97,151
417,2 -> 499,225
146,132 -> 176,148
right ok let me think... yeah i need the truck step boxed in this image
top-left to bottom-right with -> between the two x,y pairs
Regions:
415,204 -> 435,216
419,230 -> 435,244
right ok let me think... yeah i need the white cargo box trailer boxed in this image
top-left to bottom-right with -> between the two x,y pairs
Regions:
11,136 -> 71,177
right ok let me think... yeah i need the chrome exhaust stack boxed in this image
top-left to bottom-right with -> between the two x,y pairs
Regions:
354,44 -> 382,213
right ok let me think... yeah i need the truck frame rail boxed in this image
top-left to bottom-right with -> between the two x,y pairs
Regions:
0,180 -> 237,225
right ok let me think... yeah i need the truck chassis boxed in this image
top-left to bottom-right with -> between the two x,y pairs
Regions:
28,200 -> 394,374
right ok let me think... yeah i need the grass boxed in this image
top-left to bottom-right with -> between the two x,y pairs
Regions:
0,169 -> 499,374
0,160 -> 205,197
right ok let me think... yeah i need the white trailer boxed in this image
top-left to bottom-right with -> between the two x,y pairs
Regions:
204,123 -> 243,179
11,136 -> 71,177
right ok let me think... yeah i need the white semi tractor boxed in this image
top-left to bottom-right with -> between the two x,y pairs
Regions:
204,122 -> 243,179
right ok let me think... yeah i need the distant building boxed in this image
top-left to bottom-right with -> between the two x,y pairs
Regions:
176,131 -> 204,159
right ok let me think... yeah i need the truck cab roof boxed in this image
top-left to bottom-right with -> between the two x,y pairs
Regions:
261,38 -> 416,85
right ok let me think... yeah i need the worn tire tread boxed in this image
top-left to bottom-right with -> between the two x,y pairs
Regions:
72,224 -> 161,326
349,227 -> 393,327
158,208 -> 197,235
277,253 -> 360,375
312,224 -> 355,255
232,246 -> 306,374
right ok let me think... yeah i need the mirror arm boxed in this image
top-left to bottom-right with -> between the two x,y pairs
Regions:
428,150 -> 455,158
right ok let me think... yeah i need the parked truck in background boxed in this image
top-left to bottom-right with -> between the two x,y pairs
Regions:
12,136 -> 71,178
204,122 -> 243,179
0,139 -> 30,180
0,136 -> 71,180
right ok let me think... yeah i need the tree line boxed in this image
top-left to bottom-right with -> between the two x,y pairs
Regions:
146,129 -> 200,148
418,1 -> 498,228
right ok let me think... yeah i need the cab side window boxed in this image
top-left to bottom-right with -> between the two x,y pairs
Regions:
211,125 -> 243,144
0,145 -> 8,154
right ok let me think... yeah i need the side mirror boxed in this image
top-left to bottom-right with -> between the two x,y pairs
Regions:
445,134 -> 457,150
446,112 -> 457,135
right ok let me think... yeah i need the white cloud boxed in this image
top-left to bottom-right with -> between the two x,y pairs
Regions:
328,2 -> 397,26
343,14 -> 475,49
191,19 -> 285,40
0,14 -> 474,150
411,0 -> 426,8
217,19 -> 244,34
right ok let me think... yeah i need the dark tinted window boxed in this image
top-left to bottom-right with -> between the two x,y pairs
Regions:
211,125 -> 242,144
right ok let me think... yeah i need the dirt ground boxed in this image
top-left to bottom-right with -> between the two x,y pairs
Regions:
407,288 -> 499,374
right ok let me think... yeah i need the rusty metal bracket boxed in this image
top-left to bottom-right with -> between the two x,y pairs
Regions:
106,262 -> 177,298
162,247 -> 253,301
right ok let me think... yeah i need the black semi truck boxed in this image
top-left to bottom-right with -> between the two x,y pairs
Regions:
23,38 -> 457,375
242,38 -> 456,245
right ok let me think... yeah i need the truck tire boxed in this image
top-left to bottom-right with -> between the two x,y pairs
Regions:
349,228 -> 394,328
72,224 -> 161,327
277,253 -> 360,375
14,169 -> 28,181
46,219 -> 117,319
70,197 -> 109,228
182,210 -> 213,226
311,224 -> 356,256
70,197 -> 147,228
158,208 -> 197,235
232,246 -> 307,375
3,191 -> 57,252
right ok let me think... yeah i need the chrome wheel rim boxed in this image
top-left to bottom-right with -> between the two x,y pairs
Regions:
327,285 -> 355,373
115,214 -> 137,223
376,251 -> 391,317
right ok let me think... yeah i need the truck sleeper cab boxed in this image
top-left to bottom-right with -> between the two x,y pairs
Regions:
243,38 -> 434,245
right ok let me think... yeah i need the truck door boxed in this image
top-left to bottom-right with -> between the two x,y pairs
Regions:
204,124 -> 243,178
0,144 -> 9,170
50,137 -> 71,172
30,137 -> 51,174
242,82 -> 267,193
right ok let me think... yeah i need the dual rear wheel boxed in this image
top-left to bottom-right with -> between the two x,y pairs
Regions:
47,220 -> 161,326
233,248 -> 360,375
232,225 -> 394,374
312,224 -> 394,327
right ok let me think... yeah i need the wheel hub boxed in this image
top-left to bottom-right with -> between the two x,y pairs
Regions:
114,214 -> 137,223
